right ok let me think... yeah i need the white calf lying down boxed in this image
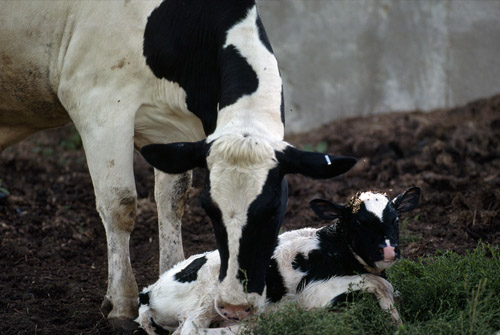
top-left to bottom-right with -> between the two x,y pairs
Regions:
136,187 -> 420,334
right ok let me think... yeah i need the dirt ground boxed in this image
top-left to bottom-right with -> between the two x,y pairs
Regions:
1,94 -> 499,334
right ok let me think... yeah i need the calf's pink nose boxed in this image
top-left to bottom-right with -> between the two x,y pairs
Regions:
383,245 -> 396,261
218,303 -> 253,321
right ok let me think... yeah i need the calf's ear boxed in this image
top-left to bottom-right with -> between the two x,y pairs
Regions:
309,199 -> 345,221
392,187 -> 421,213
140,140 -> 209,174
276,146 -> 357,179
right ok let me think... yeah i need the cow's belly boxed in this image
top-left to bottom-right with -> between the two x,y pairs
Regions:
0,1 -> 72,145
0,62 -> 69,128
0,60 -> 70,150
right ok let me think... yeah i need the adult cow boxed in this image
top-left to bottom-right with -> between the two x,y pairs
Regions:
0,0 -> 356,329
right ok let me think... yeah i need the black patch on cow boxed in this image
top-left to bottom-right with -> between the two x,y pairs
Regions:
295,225 -> 367,293
218,45 -> 259,110
174,256 -> 208,283
200,176 -> 230,282
143,0 -> 272,136
151,318 -> 171,335
292,253 -> 309,272
265,258 -> 287,303
237,170 -> 288,295
138,291 -> 150,306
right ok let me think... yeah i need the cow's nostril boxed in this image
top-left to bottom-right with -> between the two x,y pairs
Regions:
245,307 -> 251,312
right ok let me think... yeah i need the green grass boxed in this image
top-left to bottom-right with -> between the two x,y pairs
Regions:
0,179 -> 9,195
399,215 -> 422,245
240,244 -> 500,335
303,141 -> 328,153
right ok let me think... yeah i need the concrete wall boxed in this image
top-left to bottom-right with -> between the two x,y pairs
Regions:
258,0 -> 500,133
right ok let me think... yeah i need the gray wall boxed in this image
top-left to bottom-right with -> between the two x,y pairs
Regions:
258,0 -> 500,133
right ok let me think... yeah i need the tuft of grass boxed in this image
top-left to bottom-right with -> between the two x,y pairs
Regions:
240,244 -> 500,335
388,244 -> 500,335
0,179 -> 10,195
240,296 -> 395,335
399,215 -> 422,245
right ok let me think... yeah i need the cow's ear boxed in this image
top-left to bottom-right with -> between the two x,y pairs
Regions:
309,199 -> 345,221
276,146 -> 357,179
392,187 -> 421,213
140,140 -> 210,174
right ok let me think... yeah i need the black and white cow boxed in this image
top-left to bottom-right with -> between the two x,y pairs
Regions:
136,187 -> 420,335
0,0 -> 356,328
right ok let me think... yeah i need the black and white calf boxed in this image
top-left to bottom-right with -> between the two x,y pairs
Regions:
136,187 -> 420,335
0,0 -> 355,326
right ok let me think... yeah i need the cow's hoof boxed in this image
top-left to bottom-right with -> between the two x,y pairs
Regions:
101,296 -> 113,311
101,296 -> 139,332
0,191 -> 8,206
109,317 -> 139,333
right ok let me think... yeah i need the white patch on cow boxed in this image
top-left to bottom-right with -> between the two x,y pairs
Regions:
297,276 -> 369,308
272,228 -> 321,292
136,251 -> 222,332
296,273 -> 399,324
358,192 -> 390,221
213,6 -> 284,142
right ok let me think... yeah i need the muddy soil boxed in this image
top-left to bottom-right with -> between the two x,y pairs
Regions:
1,95 -> 499,334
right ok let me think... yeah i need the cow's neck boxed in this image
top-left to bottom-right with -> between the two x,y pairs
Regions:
210,5 -> 284,143
316,225 -> 368,276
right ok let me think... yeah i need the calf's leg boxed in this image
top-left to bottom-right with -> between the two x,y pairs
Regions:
297,274 -> 401,325
174,311 -> 240,335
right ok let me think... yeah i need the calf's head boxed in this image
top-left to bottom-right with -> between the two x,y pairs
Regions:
141,135 -> 356,318
310,187 -> 420,272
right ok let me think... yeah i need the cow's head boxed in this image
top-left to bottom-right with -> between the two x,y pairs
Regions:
141,135 -> 356,319
310,187 -> 420,272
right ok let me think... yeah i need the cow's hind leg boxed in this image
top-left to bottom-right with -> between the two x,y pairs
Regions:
154,169 -> 191,273
77,122 -> 138,330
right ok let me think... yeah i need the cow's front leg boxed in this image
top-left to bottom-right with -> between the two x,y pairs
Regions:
154,169 -> 191,273
359,274 -> 402,326
337,274 -> 402,326
297,275 -> 401,326
78,124 -> 138,330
